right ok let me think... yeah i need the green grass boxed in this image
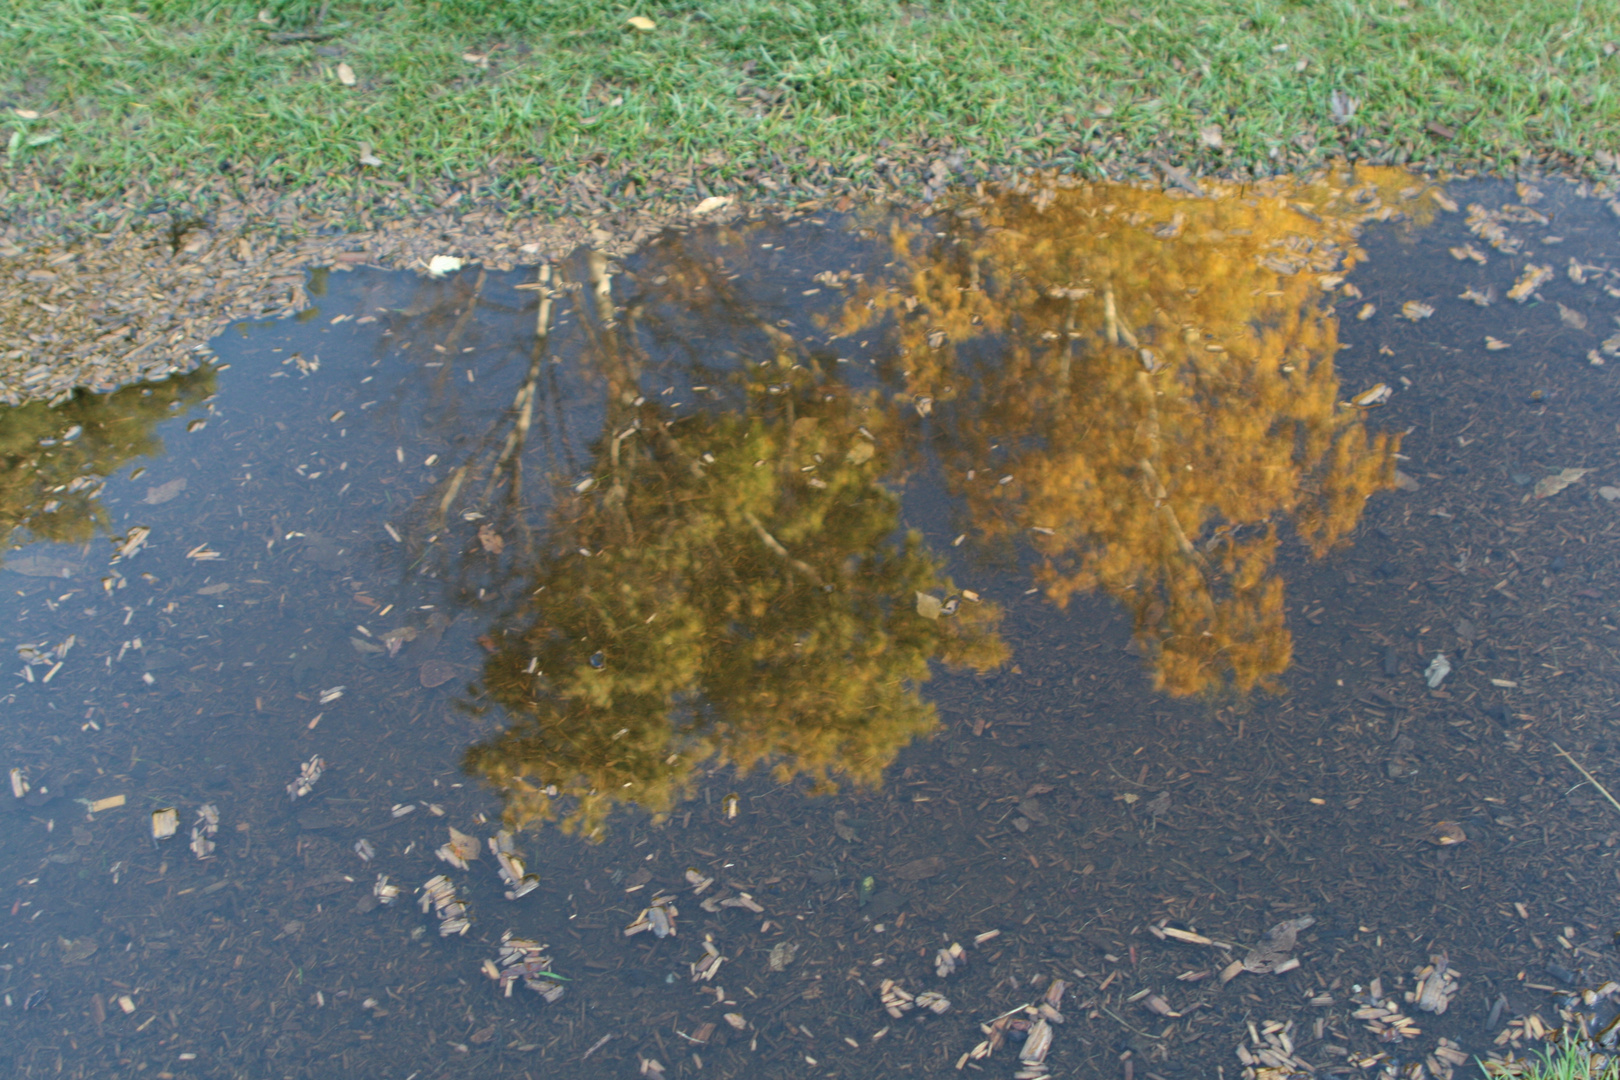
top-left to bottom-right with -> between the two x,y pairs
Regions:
1495,1042 -> 1620,1080
2,0 -> 1618,214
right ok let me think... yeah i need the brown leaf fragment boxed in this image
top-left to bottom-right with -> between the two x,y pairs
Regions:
1557,302 -> 1587,330
1507,264 -> 1553,302
1428,821 -> 1466,846
1484,336 -> 1510,351
1449,243 -> 1487,264
893,855 -> 947,881
420,660 -> 457,688
477,523 -> 504,554
144,477 -> 187,504
1532,468 -> 1592,499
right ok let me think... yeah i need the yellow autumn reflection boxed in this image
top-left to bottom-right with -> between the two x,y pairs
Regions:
0,371 -> 215,565
834,167 -> 1428,696
467,356 -> 1005,839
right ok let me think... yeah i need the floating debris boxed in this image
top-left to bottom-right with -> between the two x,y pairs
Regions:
625,894 -> 677,938
189,803 -> 219,859
483,931 -> 565,1002
418,874 -> 472,936
1039,979 -> 1067,1024
1400,300 -> 1435,320
1449,243 -> 1488,264
1485,336 -> 1511,351
286,755 -> 324,800
1409,953 -> 1460,1013
353,838 -> 375,863
690,934 -> 726,982
1425,653 -> 1452,688
488,833 -> 539,899
1350,383 -> 1392,408
1507,263 -> 1553,302
434,826 -> 480,870
8,767 -> 26,799
1223,916 -> 1313,983
1459,285 -> 1494,306
389,802 -> 416,818
151,807 -> 179,841
880,979 -> 951,1019
684,867 -> 714,894
1353,998 -> 1422,1041
373,874 -> 401,905
1235,1018 -> 1313,1078
935,941 -> 968,978
1018,1017 -> 1053,1079
768,941 -> 798,972
1428,821 -> 1467,847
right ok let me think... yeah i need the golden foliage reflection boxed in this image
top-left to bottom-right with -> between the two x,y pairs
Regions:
0,372 -> 215,564
467,343 -> 1005,839
834,167 -> 1427,696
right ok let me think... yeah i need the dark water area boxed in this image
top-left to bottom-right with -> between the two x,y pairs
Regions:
3,169 -> 1620,1080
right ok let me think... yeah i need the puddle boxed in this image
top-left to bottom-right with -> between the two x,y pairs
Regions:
3,168 -> 1620,1079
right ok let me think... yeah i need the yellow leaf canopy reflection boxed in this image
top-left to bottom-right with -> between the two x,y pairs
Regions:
468,362 -> 1005,840
834,168 -> 1427,696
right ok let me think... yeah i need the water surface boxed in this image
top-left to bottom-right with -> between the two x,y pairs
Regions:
4,168 -> 1620,1079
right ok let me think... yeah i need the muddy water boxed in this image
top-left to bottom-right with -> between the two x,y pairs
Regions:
3,169 -> 1620,1080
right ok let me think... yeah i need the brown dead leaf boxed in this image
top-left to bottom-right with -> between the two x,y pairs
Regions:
477,522 -> 504,554
892,855 -> 947,881
1557,302 -> 1587,330
1198,125 -> 1224,150
144,477 -> 187,504
336,62 -> 356,86
626,15 -> 656,30
1533,468 -> 1593,499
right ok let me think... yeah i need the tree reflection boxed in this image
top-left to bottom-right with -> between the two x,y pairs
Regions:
465,318 -> 1005,838
833,168 -> 1427,695
0,371 -> 215,563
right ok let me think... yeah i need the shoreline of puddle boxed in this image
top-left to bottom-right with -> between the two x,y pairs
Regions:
2,168 -> 1620,1079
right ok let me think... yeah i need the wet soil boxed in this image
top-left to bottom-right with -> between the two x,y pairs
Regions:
1,171 -> 1619,1080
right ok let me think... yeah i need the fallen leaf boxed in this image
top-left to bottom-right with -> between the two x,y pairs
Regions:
626,15 -> 656,30
915,592 -> 943,620
336,62 -> 356,86
1449,243 -> 1486,264
477,523 -> 504,554
1393,470 -> 1421,492
1484,336 -> 1510,351
13,108 -> 40,120
420,660 -> 457,688
1356,303 -> 1376,320
144,477 -> 187,504
1557,302 -> 1587,330
426,255 -> 463,278
691,195 -> 734,216
358,143 -> 382,167
892,855 -> 947,881
1507,263 -> 1553,302
1198,124 -> 1224,150
1400,300 -> 1434,321
1458,286 -> 1492,307
1533,467 -> 1592,499
1598,486 -> 1620,502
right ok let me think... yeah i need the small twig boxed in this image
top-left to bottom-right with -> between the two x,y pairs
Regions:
1097,1003 -> 1165,1040
1551,743 -> 1620,817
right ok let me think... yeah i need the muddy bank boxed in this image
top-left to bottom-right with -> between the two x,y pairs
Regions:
4,153 -> 1618,407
